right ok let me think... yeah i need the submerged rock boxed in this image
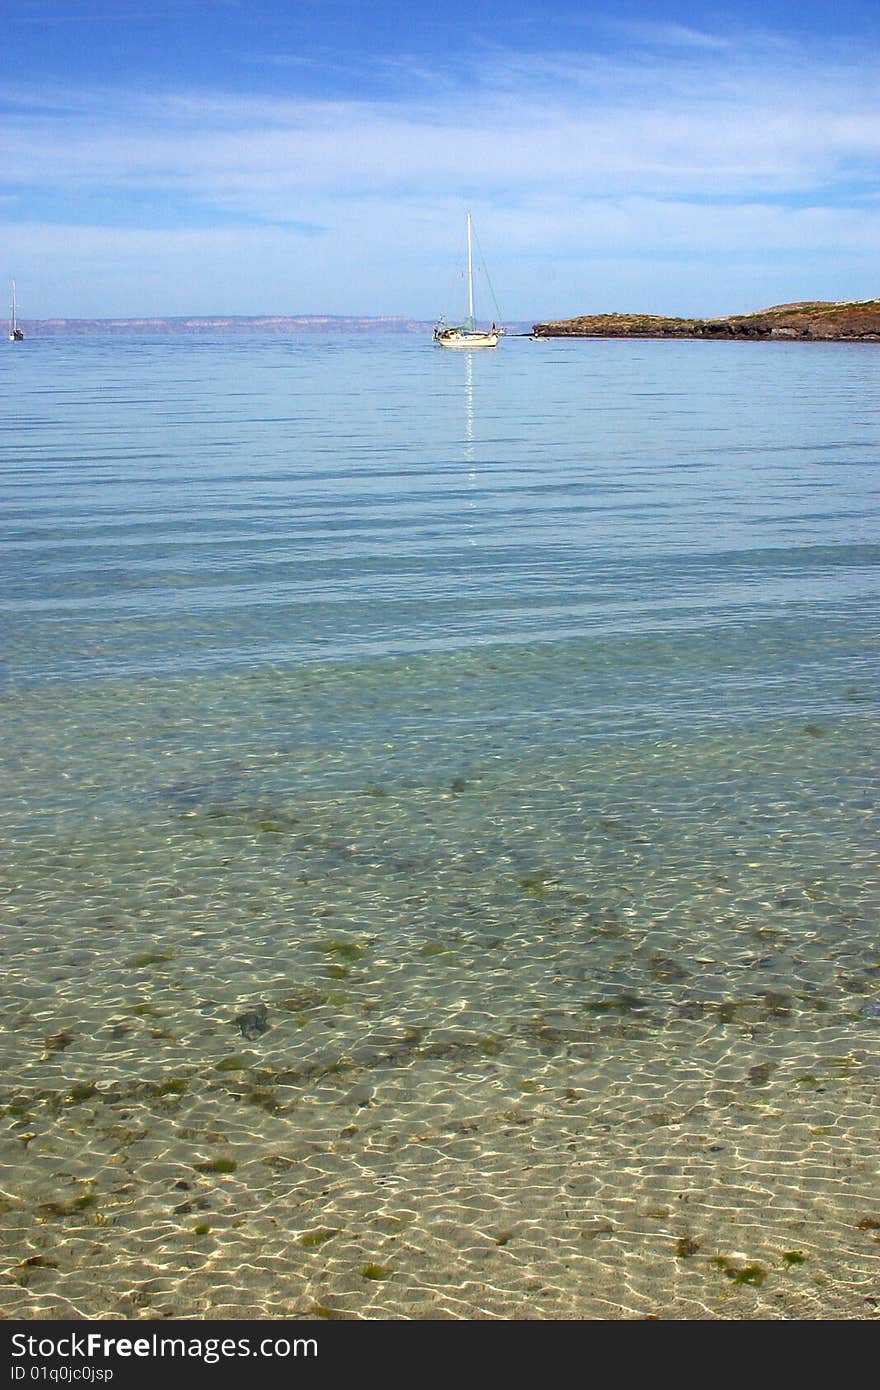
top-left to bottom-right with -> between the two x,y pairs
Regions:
235,1003 -> 270,1041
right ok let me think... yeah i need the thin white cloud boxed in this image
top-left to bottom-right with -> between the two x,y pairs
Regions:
4,83 -> 879,206
612,21 -> 735,51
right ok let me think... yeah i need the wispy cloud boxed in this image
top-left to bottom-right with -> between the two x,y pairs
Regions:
612,21 -> 735,51
4,72 -> 879,204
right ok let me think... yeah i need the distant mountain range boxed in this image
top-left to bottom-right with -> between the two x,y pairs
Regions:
12,303 -> 880,340
19,315 -> 439,336
532,299 -> 880,341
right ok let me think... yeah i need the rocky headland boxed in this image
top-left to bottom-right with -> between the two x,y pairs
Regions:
532,299 -> 880,341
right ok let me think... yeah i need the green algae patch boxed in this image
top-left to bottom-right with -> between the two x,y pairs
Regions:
319,940 -> 369,964
317,1058 -> 346,1078
830,1055 -> 861,1071
517,875 -> 552,896
360,1263 -> 390,1280
730,1265 -> 767,1286
782,1251 -> 806,1268
126,951 -> 175,969
761,991 -> 793,1016
245,1088 -> 281,1114
13,1254 -> 61,1286
747,1062 -> 774,1087
311,1303 -> 347,1319
66,1083 -> 98,1105
716,1001 -> 743,1023
650,956 -> 689,983
149,1077 -> 189,1097
215,1055 -> 251,1072
584,993 -> 646,1015
36,1191 -> 96,1221
193,1224 -> 212,1236
710,1257 -> 767,1286
298,1228 -> 339,1250
196,1157 -> 238,1175
279,989 -> 328,1012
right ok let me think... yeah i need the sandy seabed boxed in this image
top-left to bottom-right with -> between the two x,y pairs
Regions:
1,706 -> 877,1320
1,1014 -> 878,1321
2,901 -> 878,1319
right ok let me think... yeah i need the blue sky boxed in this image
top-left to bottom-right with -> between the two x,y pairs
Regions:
3,1 -> 879,319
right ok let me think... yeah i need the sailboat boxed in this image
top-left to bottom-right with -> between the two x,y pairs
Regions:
8,281 -> 24,341
434,212 -> 502,348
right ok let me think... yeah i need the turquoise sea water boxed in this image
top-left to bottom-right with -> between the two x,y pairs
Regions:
0,334 -> 877,1319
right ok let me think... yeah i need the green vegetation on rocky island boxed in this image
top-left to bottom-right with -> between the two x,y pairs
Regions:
532,299 -> 880,342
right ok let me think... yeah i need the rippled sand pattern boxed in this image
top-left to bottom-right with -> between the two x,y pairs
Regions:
1,658 -> 877,1320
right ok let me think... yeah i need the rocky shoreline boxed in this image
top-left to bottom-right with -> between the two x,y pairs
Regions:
532,299 -> 880,341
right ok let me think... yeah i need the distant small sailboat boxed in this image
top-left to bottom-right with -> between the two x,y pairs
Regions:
8,281 -> 24,341
434,213 -> 502,349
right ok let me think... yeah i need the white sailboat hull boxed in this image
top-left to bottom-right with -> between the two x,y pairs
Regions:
434,328 -> 499,349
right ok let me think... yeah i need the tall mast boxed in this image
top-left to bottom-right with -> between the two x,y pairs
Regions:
11,281 -> 16,334
466,212 -> 474,329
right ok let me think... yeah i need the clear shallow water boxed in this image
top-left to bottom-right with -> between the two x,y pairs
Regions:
0,334 -> 878,1320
